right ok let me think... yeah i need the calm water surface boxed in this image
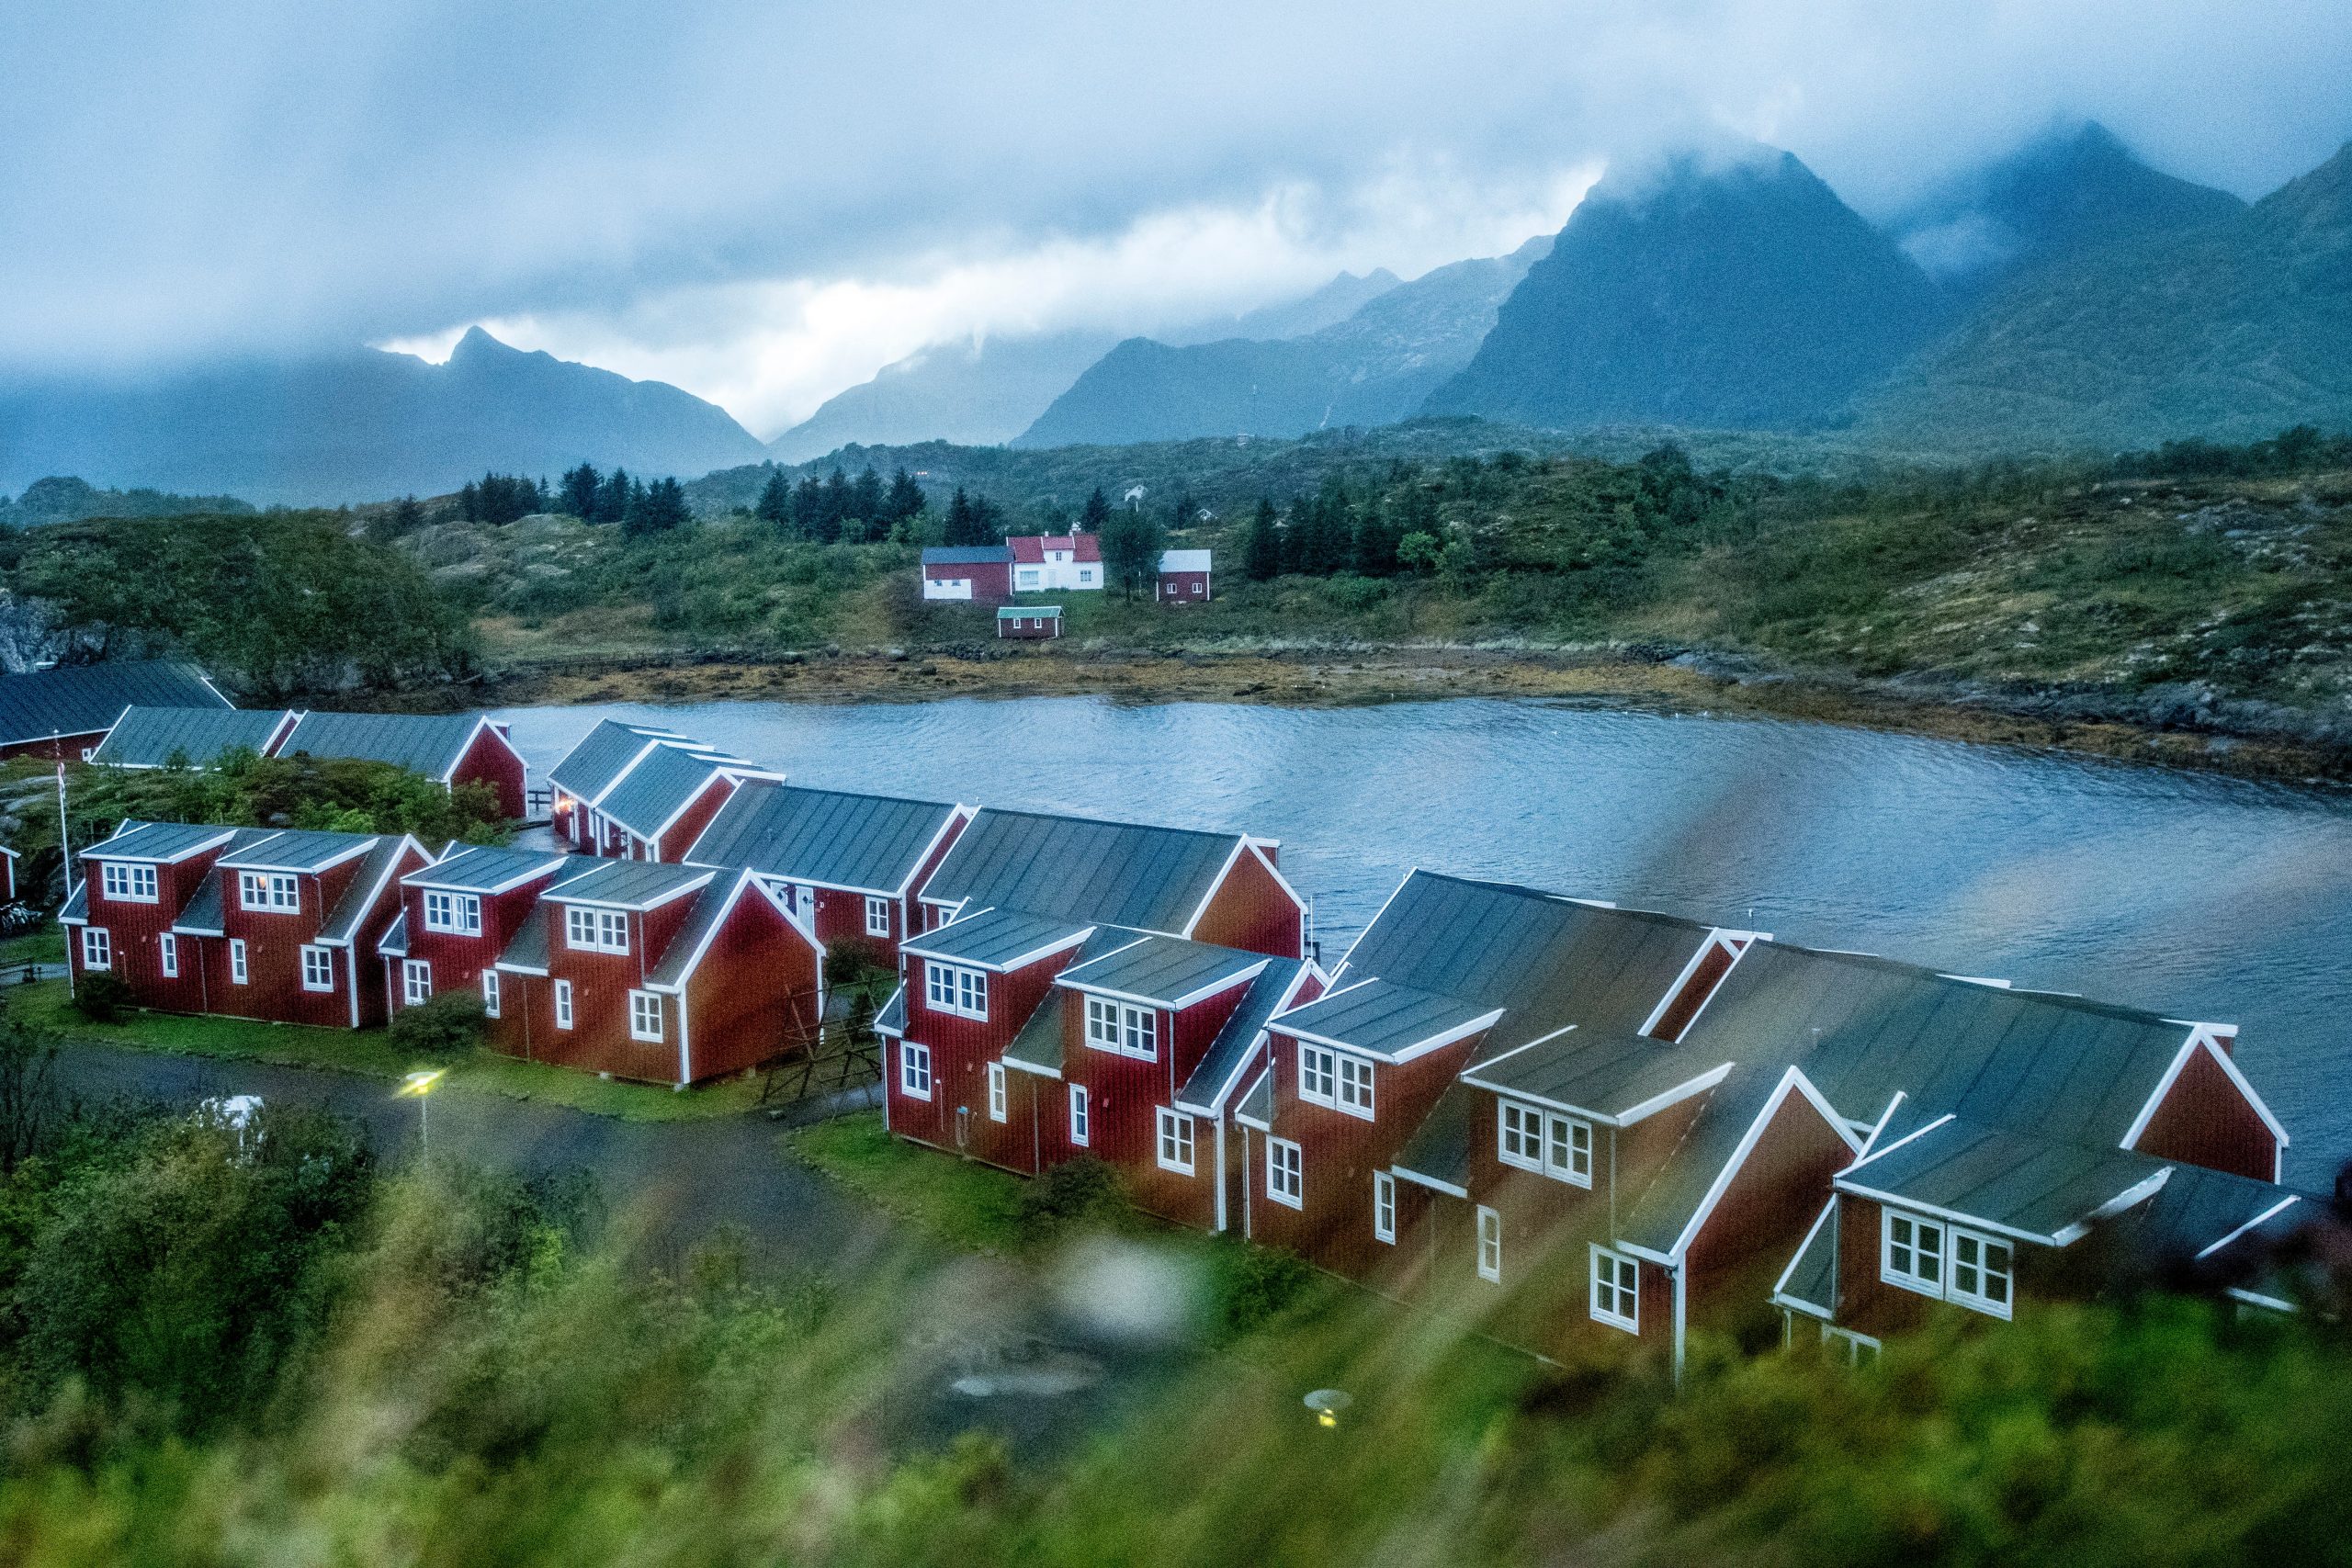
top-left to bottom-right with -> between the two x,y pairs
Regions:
492,695 -> 2352,1180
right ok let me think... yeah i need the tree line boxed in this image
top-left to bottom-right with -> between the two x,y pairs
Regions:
752,464 -> 927,542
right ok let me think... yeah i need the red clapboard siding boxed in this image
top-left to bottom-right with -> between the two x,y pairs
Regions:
890,950 -> 1072,1167
392,875 -> 556,1014
1680,1083 -> 1859,1337
71,848 -> 222,1013
1831,1195 -> 1934,1339
208,855 -> 366,1028
3,731 -> 109,761
653,776 -> 739,864
1189,846 -> 1304,960
450,725 -> 528,819
680,891 -> 819,1081
2132,1041 -> 2279,1180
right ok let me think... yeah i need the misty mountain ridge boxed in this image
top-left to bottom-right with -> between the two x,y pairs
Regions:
1012,236 -> 1549,446
0,326 -> 765,505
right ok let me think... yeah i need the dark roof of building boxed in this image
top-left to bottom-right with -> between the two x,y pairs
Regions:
686,781 -> 961,893
1616,1067 -> 1791,1255
404,845 -> 570,894
1838,1115 -> 2172,1245
0,661 -> 225,745
1004,990 -> 1068,1077
495,910 -> 551,973
645,875 -> 747,988
1008,534 -> 1100,563
1058,932 -> 1269,1008
57,883 -> 87,923
1176,958 -> 1308,1112
922,546 -> 1013,565
1392,1082 -> 1477,1193
1272,976 -> 1499,1060
83,820 -> 242,863
874,985 -> 907,1036
1465,1028 -> 1723,1122
379,910 -> 410,957
1772,1201 -> 1839,1320
903,907 -> 1097,970
2103,1164 -> 2307,1277
920,807 -> 1248,933
548,720 -> 703,801
174,870 -> 227,934
1237,1068 -> 1273,1127
320,838 -> 412,944
544,859 -> 713,909
277,711 -> 490,779
220,829 -> 380,874
89,706 -> 290,769
598,744 -> 765,840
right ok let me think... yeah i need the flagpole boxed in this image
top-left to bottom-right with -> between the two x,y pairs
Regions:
56,760 -> 74,899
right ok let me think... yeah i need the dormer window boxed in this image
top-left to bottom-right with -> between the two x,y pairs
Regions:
423,890 -> 483,935
1498,1100 -> 1592,1187
239,871 -> 299,912
1297,1043 -> 1374,1119
1083,996 -> 1156,1059
564,906 -> 629,953
99,862 -> 158,903
925,961 -> 987,1020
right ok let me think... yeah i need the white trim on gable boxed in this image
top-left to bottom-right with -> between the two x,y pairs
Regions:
1658,1066 -> 1864,1264
2118,1025 -> 2289,1168
2194,1194 -> 2301,1262
1634,928 -> 1765,1042
1768,1198 -> 1840,1321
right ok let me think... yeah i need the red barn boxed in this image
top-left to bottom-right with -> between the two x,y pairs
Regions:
62,822 -> 424,1029
272,711 -> 531,821
684,781 -> 973,966
920,547 -> 1014,604
544,720 -> 732,856
489,860 -> 823,1085
378,844 -> 574,1021
0,661 -> 230,761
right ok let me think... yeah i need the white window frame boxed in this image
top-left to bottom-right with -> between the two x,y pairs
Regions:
99,862 -> 157,903
422,889 -> 482,936
229,938 -> 248,985
1821,1325 -> 1881,1366
553,978 -> 574,1030
628,989 -> 663,1043
159,931 -> 178,977
1476,1205 -> 1504,1282
301,944 -> 334,993
864,896 -> 891,938
1335,1054 -> 1374,1118
1266,1136 -> 1303,1208
1373,1171 -> 1397,1244
1156,1107 -> 1195,1175
481,968 -> 501,1018
239,870 -> 299,913
1880,1209 -> 1948,1297
80,927 -> 111,971
1589,1245 -> 1640,1332
1498,1100 -> 1593,1188
564,906 -> 629,954
925,961 -> 988,1021
1084,996 -> 1157,1060
899,1041 -> 933,1100
1069,1084 -> 1091,1146
402,959 -> 432,1006
1950,1229 -> 2015,1318
1883,1209 -> 2013,1319
1297,1043 -> 1338,1106
986,1061 -> 1007,1122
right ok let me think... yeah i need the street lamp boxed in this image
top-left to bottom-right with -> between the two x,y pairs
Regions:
397,1068 -> 446,1152
1303,1388 -> 1352,1429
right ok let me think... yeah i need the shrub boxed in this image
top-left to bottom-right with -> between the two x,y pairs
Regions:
1206,1240 -> 1318,1338
389,989 -> 487,1055
71,973 -> 132,1024
1016,1156 -> 1125,1239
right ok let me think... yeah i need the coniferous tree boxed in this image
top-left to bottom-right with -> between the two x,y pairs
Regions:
1078,487 -> 1113,534
885,468 -> 926,524
851,466 -> 886,536
457,479 -> 481,524
623,477 -> 689,538
1170,491 -> 1199,534
1242,498 -> 1283,581
1351,492 -> 1401,576
595,468 -> 632,524
942,487 -> 981,547
390,495 -> 426,535
753,468 -> 792,525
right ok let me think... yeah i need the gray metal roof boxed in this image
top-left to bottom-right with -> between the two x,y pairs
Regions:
1393,1082 -> 1476,1192
1467,1029 -> 1719,1122
919,807 -> 1246,934
902,907 -> 1095,970
545,859 -> 713,909
1615,1067 -> 1783,1255
1058,932 -> 1268,1008
922,546 -> 1013,565
57,884 -> 87,924
1237,1069 -> 1273,1127
83,820 -> 241,863
378,910 -> 410,957
220,829 -> 379,873
173,870 -> 226,934
1004,991 -> 1068,1077
1838,1115 -> 2171,1244
1176,957 -> 1307,1111
89,706 -> 290,768
0,660 -> 225,744
646,876 -> 743,988
547,720 -> 702,801
2102,1164 -> 2306,1280
686,781 -> 961,893
1272,976 -> 1498,1060
596,744 -> 760,840
277,711 -> 488,778
404,844 -> 570,893
1772,1202 -> 1838,1319
319,838 -> 412,944
997,604 -> 1062,618
874,985 -> 907,1036
495,913 -> 551,973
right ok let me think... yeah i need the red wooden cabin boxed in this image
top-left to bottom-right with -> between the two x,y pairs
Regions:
0,661 -> 229,761
379,844 -> 574,1021
488,859 -> 823,1085
591,743 -> 780,864
544,720 -> 734,857
272,711 -> 531,821
920,547 -> 1014,604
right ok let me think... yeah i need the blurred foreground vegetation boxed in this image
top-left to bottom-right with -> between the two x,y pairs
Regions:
1,1032 -> 2348,1566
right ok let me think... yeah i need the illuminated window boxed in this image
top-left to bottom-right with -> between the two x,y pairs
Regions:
1590,1247 -> 1639,1331
239,871 -> 299,912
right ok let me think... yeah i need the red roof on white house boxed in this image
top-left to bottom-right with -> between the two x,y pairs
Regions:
1007,533 -> 1102,564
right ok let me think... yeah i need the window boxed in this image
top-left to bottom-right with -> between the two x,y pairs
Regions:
230,939 -> 248,985
925,961 -> 988,1020
159,931 -> 178,977
301,945 -> 334,992
1266,1137 -> 1303,1208
1374,1171 -> 1397,1244
1069,1084 -> 1091,1146
1335,1055 -> 1374,1117
423,890 -> 482,935
1156,1108 -> 1194,1174
80,927 -> 111,971
100,862 -> 157,902
865,897 -> 892,938
1498,1101 -> 1592,1187
1084,997 -> 1157,1059
564,906 -> 629,953
987,1061 -> 1007,1122
1821,1325 -> 1881,1367
239,871 -> 299,912
402,959 -> 432,1006
481,969 -> 501,1018
899,1042 -> 933,1100
1298,1043 -> 1338,1104
553,978 -> 574,1030
1589,1246 -> 1640,1331
629,989 -> 663,1043
1883,1210 -> 2012,1318
1476,1206 -> 1504,1282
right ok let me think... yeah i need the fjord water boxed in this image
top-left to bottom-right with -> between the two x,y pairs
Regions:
493,696 -> 2352,1181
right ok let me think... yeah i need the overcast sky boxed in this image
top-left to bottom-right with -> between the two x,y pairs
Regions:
6,0 -> 2351,436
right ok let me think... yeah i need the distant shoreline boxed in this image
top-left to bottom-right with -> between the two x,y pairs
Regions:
333,643 -> 2352,786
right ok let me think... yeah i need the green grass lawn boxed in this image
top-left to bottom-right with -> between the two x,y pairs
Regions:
786,1111 -> 1028,1251
0,923 -> 66,966
6,979 -> 768,1123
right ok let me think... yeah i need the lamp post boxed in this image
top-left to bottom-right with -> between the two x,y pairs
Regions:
397,1068 -> 446,1152
1303,1388 -> 1352,1429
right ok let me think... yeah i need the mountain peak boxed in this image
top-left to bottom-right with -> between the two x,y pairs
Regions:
448,324 -> 518,364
